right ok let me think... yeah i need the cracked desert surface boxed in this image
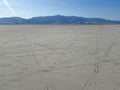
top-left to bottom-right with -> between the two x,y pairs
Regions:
0,25 -> 120,90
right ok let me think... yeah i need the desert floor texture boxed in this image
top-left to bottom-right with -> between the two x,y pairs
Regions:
0,25 -> 120,90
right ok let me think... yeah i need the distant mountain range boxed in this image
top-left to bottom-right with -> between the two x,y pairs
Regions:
0,15 -> 120,25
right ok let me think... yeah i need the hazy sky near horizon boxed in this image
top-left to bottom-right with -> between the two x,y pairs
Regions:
0,0 -> 120,20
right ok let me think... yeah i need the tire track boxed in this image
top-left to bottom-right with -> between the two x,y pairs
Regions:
50,31 -> 83,68
23,36 -> 51,90
82,31 -> 120,90
0,34 -> 52,90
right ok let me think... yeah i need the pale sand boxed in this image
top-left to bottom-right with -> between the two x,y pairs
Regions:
0,25 -> 120,90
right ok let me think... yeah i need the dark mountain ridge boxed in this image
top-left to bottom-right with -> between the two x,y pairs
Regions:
0,15 -> 120,25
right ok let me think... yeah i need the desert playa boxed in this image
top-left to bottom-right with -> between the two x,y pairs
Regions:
0,25 -> 120,90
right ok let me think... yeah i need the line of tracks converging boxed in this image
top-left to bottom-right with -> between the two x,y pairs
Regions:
82,31 -> 120,90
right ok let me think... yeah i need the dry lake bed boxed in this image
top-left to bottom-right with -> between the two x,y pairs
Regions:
0,25 -> 120,90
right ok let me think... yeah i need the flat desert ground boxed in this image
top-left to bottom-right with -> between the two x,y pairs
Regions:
0,25 -> 120,90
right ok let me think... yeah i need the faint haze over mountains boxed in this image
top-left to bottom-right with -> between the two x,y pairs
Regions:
0,0 -> 120,20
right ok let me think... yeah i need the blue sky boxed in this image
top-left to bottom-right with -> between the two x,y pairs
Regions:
0,0 -> 120,20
